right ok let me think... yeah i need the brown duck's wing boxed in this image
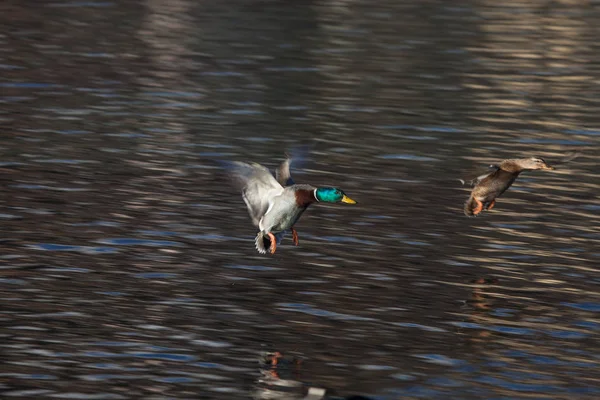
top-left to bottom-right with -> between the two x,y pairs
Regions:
553,151 -> 581,166
473,168 -> 519,202
460,165 -> 500,187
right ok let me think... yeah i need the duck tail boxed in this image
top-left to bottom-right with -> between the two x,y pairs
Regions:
254,231 -> 287,254
255,232 -> 270,254
464,195 -> 478,217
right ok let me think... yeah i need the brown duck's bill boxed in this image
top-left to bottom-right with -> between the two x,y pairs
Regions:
341,195 -> 357,204
544,165 -> 556,170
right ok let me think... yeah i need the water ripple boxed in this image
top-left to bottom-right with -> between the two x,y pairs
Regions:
276,303 -> 375,321
95,238 -> 183,247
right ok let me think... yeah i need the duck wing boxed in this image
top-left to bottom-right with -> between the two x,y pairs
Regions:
224,161 -> 284,227
276,157 -> 294,186
552,151 -> 581,166
275,145 -> 313,187
475,168 -> 518,199
474,165 -> 500,185
459,164 -> 500,187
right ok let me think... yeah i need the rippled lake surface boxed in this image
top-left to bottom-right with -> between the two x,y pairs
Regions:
1,1 -> 600,399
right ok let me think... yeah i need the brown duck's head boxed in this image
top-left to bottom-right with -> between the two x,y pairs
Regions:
502,157 -> 555,172
521,157 -> 555,171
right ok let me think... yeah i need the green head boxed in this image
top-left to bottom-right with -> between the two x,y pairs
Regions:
315,187 -> 357,204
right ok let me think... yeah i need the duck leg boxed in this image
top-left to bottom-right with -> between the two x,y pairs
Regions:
291,228 -> 299,246
486,200 -> 496,210
267,351 -> 282,379
267,232 -> 277,254
270,351 -> 282,366
473,199 -> 484,215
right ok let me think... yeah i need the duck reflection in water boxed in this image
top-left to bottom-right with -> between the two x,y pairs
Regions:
253,351 -> 373,400
458,277 -> 499,343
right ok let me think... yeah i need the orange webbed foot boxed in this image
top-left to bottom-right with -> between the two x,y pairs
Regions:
291,228 -> 299,246
267,232 -> 277,254
270,351 -> 282,366
473,199 -> 484,215
486,200 -> 496,210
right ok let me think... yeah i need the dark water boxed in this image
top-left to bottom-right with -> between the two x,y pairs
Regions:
1,1 -> 599,399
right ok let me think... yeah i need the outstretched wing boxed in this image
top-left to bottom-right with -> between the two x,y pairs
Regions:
459,164 -> 500,187
223,161 -> 283,227
275,145 -> 312,187
553,151 -> 581,166
276,157 -> 294,186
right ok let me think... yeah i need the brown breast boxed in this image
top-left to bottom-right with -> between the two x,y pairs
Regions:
294,189 -> 317,207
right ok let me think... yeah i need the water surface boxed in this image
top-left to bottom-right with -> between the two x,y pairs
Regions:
1,1 -> 599,399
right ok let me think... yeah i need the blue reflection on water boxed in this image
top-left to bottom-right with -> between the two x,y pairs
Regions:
277,303 -> 375,321
95,238 -> 183,247
562,302 -> 600,312
29,243 -> 118,254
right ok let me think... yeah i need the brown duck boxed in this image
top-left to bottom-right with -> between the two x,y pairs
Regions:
464,157 -> 554,217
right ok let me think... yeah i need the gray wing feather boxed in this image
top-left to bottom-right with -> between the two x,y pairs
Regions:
227,162 -> 283,227
276,146 -> 312,187
276,157 -> 294,186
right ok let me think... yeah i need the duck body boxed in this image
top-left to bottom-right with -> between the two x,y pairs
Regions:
252,183 -> 319,254
464,157 -> 554,217
258,184 -> 316,233
464,168 -> 518,215
224,152 -> 356,254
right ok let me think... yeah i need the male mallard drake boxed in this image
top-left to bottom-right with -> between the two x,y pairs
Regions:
464,157 -> 554,217
224,153 -> 357,254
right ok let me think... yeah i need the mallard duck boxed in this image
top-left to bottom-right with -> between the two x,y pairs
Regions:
464,157 -> 554,217
224,152 -> 357,254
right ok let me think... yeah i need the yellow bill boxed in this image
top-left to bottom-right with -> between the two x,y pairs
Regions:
341,194 -> 357,204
